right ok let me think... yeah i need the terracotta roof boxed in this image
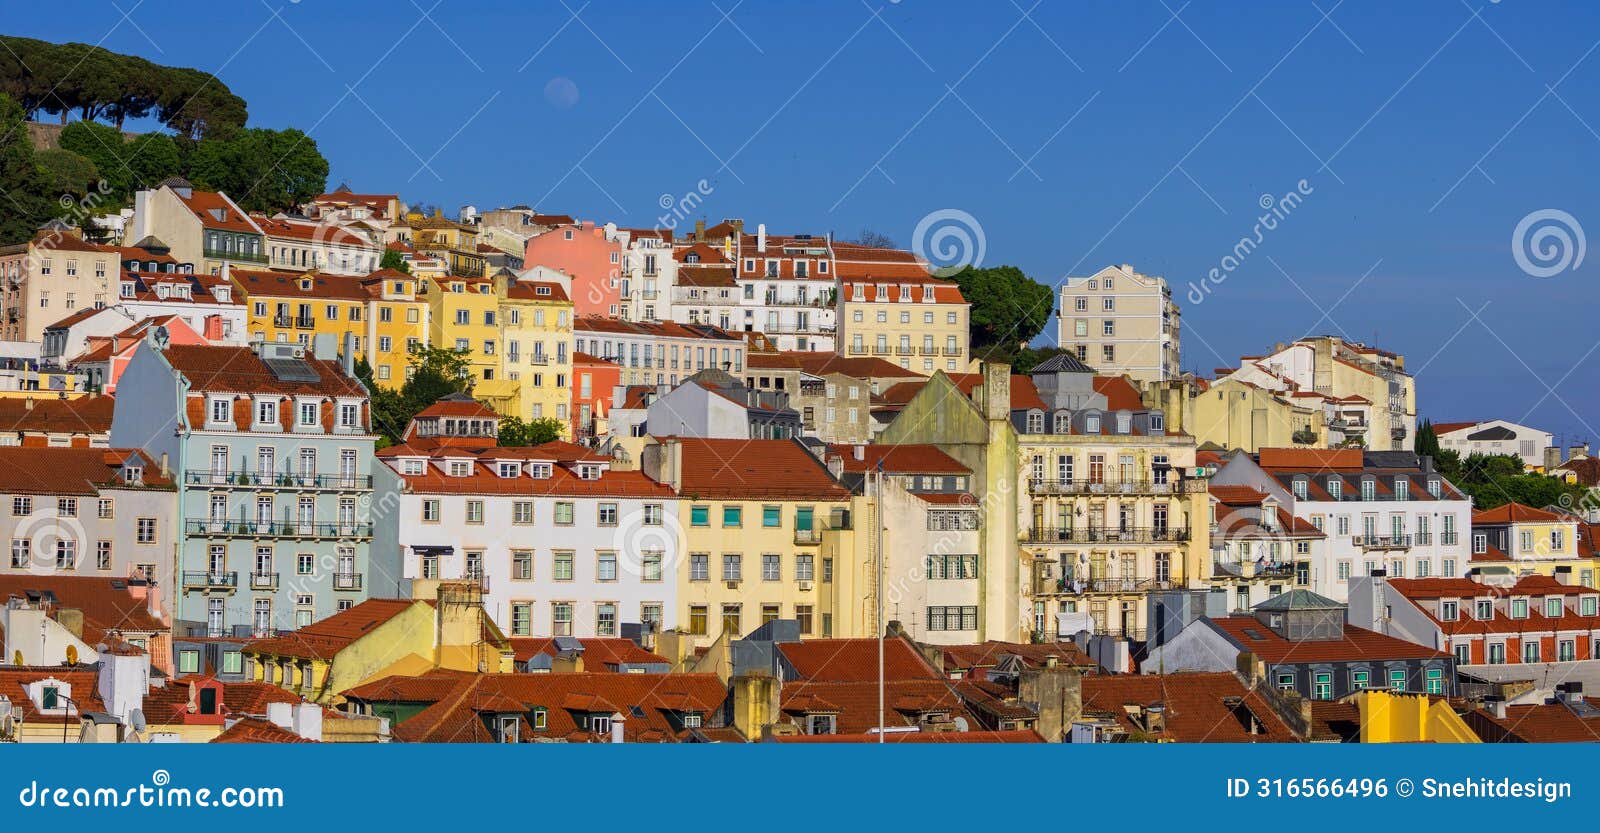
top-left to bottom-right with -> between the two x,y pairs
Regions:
1079,673 -> 1300,742
667,437 -> 848,500
1258,447 -> 1364,470
674,244 -> 730,265
1208,616 -> 1450,664
1472,502 -> 1566,524
778,638 -> 939,682
173,188 -> 261,235
251,216 -> 373,248
161,344 -> 367,399
939,641 -> 1099,673
0,574 -> 165,645
779,679 -> 975,735
676,266 -> 737,288
1387,576 -> 1600,636
1093,376 -> 1146,411
748,351 -> 923,380
230,268 -> 381,301
382,445 -> 674,498
374,672 -> 728,743
245,599 -> 421,660
0,447 -> 169,496
574,316 -> 740,341
1430,421 -> 1480,435
1209,486 -> 1270,504
504,280 -> 570,303
25,230 -> 115,254
773,728 -> 1043,743
0,396 -> 114,437
0,668 -> 105,723
825,443 -> 970,475
413,395 -> 499,420
211,717 -> 315,743
509,637 -> 670,669
1469,702 -> 1600,742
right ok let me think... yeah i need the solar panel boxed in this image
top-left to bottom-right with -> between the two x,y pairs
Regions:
262,357 -> 321,383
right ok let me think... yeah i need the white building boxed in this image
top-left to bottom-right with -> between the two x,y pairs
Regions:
373,439 -> 680,639
1433,419 -> 1552,469
1208,448 -> 1472,602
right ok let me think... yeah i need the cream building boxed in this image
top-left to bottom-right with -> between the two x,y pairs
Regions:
1220,336 -> 1416,451
836,244 -> 970,375
1058,264 -> 1180,383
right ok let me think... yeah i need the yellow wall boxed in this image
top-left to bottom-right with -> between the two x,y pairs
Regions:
235,270 -> 427,390
1354,691 -> 1479,743
492,277 -> 574,425
1188,378 -> 1322,452
425,277 -> 500,387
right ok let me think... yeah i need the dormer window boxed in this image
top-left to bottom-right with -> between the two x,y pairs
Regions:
1261,501 -> 1278,530
1472,533 -> 1487,554
123,466 -> 143,486
299,278 -> 312,291
1327,478 -> 1342,500
1546,597 -> 1564,618
529,463 -> 553,479
255,398 -> 278,426
1149,412 -> 1164,432
1053,411 -> 1071,433
401,459 -> 425,476
1085,414 -> 1101,434
1360,479 -> 1375,501
1393,476 -> 1408,499
448,460 -> 472,477
1510,598 -> 1529,619
1475,598 -> 1493,620
1026,412 -> 1044,434
1439,600 -> 1458,621
1292,479 -> 1308,500
209,397 -> 232,424
497,462 -> 520,478
1427,478 -> 1441,498
578,464 -> 602,480
1115,412 -> 1131,434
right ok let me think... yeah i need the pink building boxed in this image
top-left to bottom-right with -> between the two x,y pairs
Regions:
523,221 -> 622,318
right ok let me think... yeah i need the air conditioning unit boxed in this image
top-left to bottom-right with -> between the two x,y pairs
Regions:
724,580 -> 740,590
798,581 -> 813,592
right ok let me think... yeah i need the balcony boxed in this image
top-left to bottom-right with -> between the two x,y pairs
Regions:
294,316 -> 315,329
530,355 -> 549,365
1047,576 -> 1169,595
794,527 -> 823,545
919,346 -> 937,355
273,315 -> 292,328
873,346 -> 892,355
249,572 -> 279,590
848,345 -> 867,356
942,347 -> 962,356
204,247 -> 269,264
1354,534 -> 1411,550
185,470 -> 374,490
1029,478 -> 1205,496
186,519 -> 375,540
182,571 -> 238,591
1023,526 -> 1192,545
1211,559 -> 1295,580
333,573 -> 363,591
896,346 -> 915,356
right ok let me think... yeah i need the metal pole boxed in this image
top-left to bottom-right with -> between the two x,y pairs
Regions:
876,466 -> 884,744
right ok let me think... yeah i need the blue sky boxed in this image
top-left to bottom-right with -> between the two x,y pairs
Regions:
15,1 -> 1600,442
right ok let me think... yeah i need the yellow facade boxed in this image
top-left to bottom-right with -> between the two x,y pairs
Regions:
231,268 -> 427,390
424,275 -> 500,388
402,211 -> 486,277
486,271 -> 574,426
1477,515 -> 1597,586
1181,378 -> 1324,452
675,497 -> 853,646
1351,691 -> 1479,743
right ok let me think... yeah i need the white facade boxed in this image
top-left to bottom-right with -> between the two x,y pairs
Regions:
376,451 -> 680,639
1436,420 -> 1552,469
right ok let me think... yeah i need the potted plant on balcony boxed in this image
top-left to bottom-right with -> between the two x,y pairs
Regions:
1292,427 -> 1317,445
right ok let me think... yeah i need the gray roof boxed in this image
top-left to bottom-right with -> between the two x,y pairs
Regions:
1253,590 -> 1344,612
1031,352 -> 1094,374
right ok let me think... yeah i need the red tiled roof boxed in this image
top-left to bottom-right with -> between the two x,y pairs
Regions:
0,574 -> 165,645
1093,376 -> 1145,411
174,188 -> 261,235
747,351 -> 924,380
1079,673 -> 1299,742
211,717 -> 315,743
413,397 -> 499,420
1208,617 -> 1449,664
382,446 -> 674,498
505,280 -> 570,303
509,637 -> 669,669
245,599 -> 421,660
574,316 -> 740,341
826,443 -> 970,475
778,638 -> 939,682
1430,421 -> 1480,435
773,728 -> 1044,743
668,437 -> 848,500
779,679 -> 975,735
938,641 -> 1099,673
1469,703 -> 1600,742
1209,486 -> 1269,505
0,396 -> 115,437
1387,576 -> 1600,636
0,447 -> 169,496
162,344 -> 367,399
0,668 -> 105,723
1472,502 -> 1566,524
1258,447 -> 1364,470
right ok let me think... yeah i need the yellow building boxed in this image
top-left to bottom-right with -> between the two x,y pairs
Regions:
423,273 -> 500,389
1470,503 -> 1596,586
1160,376 -> 1325,452
835,248 -> 971,375
395,210 -> 486,277
486,269 -> 574,425
641,437 -> 854,646
1217,336 -> 1416,451
1344,690 -> 1479,743
230,266 -> 428,389
241,584 -> 513,705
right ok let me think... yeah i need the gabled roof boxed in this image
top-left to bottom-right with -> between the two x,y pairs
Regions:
1472,502 -> 1566,525
161,344 -> 367,399
211,717 -> 316,743
667,437 -> 848,500
778,638 -> 939,682
779,679 -> 974,735
1208,616 -> 1449,664
938,641 -> 1099,673
1079,673 -> 1299,742
825,443 -> 970,476
0,396 -> 114,437
0,447 -> 169,496
0,574 -> 166,643
245,599 -> 421,660
509,637 -> 669,669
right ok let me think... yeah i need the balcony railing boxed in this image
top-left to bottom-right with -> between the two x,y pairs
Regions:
186,519 -> 375,539
249,572 -> 279,590
1048,576 -> 1172,595
1210,560 -> 1295,579
942,347 -> 962,356
1029,478 -> 1206,496
873,346 -> 892,355
294,316 -> 315,329
896,346 -> 914,355
1413,532 -> 1433,545
794,527 -> 822,545
204,247 -> 269,264
1023,526 -> 1191,545
182,571 -> 238,590
848,345 -> 867,355
1442,532 -> 1459,545
185,470 -> 374,490
333,573 -> 363,591
1353,534 -> 1411,550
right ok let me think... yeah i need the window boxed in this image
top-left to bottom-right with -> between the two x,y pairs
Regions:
1440,600 -> 1458,621
512,551 -> 533,580
58,498 -> 77,517
643,504 -> 663,525
510,603 -> 532,636
298,402 -> 319,427
1475,599 -> 1493,620
1351,670 -> 1370,690
762,505 -> 781,528
796,554 -> 815,581
795,604 -> 814,635
688,605 -> 708,635
1546,597 -> 1564,618
721,604 -> 742,638
513,501 -> 533,525
96,540 -> 112,570
1511,598 -> 1528,619
11,496 -> 31,516
1312,672 -> 1332,700
690,506 -> 709,527
553,551 -> 574,581
1388,669 -> 1408,692
723,505 -> 742,527
762,553 -> 781,581
552,602 -> 573,636
722,553 -> 742,582
465,500 -> 484,524
136,518 -> 156,544
1584,596 -> 1599,617
597,603 -> 617,636
597,551 -> 618,581
598,503 -> 618,526
179,650 -> 201,674
555,502 -> 574,525
422,499 -> 440,522
690,554 -> 709,582
642,551 -> 663,582
1523,640 -> 1541,663
298,554 -> 314,575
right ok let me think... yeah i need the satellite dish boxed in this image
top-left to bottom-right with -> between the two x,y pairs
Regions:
129,708 -> 146,733
952,716 -> 969,732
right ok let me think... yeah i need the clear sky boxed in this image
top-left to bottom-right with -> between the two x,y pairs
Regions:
14,1 -> 1600,443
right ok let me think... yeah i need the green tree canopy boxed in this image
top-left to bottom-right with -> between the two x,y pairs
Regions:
33,147 -> 98,199
187,127 -> 328,213
946,264 -> 1054,366
497,416 -> 566,446
0,93 -> 53,244
379,247 -> 411,274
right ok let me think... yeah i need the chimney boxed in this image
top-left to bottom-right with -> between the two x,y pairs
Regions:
551,650 -> 584,674
694,219 -> 706,240
1018,663 -> 1081,743
980,363 -> 1011,422
1486,697 -> 1508,720
292,701 -> 323,741
1546,446 -> 1564,471
158,452 -> 170,479
757,223 -> 767,253
266,701 -> 293,730
731,672 -> 780,739
312,332 -> 337,361
852,444 -> 865,461
610,712 -> 626,744
341,331 -> 357,379
1571,444 -> 1590,461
